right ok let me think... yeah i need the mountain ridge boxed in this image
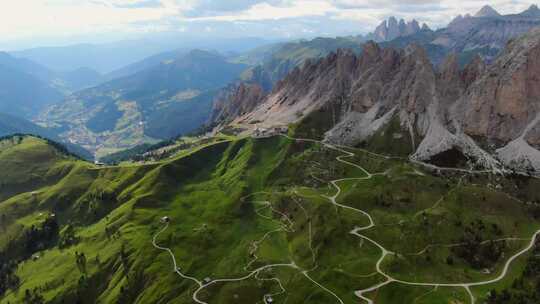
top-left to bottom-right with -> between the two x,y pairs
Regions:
225,28 -> 540,174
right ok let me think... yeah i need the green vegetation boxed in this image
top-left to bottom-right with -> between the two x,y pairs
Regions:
1,131 -> 539,303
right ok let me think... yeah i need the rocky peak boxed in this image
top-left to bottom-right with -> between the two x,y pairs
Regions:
439,53 -> 460,81
520,4 -> 540,18
456,27 -> 540,146
209,82 -> 266,126
461,55 -> 486,88
405,20 -> 421,35
387,17 -> 401,40
359,41 -> 382,68
404,43 -> 430,63
374,20 -> 388,41
437,53 -> 464,104
372,17 -> 425,42
474,5 -> 501,18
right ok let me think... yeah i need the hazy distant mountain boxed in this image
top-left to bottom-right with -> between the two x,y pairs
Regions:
0,51 -> 56,81
474,5 -> 501,18
104,49 -> 188,81
0,51 -> 103,94
519,4 -> 540,17
367,17 -> 430,42
234,37 -> 364,91
431,4 -> 540,60
39,50 -> 247,157
0,64 -> 63,118
58,67 -> 103,91
11,37 -> 271,74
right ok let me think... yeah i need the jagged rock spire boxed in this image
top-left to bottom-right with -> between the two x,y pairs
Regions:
474,5 -> 501,18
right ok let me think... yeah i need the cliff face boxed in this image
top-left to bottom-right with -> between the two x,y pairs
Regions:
234,28 -> 540,173
209,82 -> 266,126
372,17 -> 427,42
434,5 -> 540,59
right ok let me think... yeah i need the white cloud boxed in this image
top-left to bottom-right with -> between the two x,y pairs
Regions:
0,0 -> 538,46
187,1 -> 336,21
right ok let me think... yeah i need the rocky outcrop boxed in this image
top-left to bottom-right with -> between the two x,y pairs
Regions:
372,17 -> 426,42
520,4 -> 540,18
474,5 -> 501,18
433,5 -> 540,61
209,82 -> 266,126
233,28 -> 540,174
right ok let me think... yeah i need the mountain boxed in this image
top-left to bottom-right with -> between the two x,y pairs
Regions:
39,50 -> 247,157
209,82 -> 266,127
227,28 -> 540,174
0,51 -> 103,94
0,64 -> 64,118
369,17 -> 429,42
11,37 -> 271,74
474,5 -> 501,18
519,4 -> 540,17
0,52 -> 56,81
206,37 -> 365,127
103,49 -> 188,81
430,5 -> 540,60
234,37 -> 364,90
58,67 -> 103,91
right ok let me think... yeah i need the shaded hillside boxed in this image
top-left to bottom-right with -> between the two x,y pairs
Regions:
0,65 -> 63,118
0,52 -> 103,94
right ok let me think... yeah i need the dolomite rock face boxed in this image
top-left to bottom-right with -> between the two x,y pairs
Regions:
232,28 -> 540,173
454,28 -> 540,145
435,5 -> 540,61
373,17 -> 424,42
209,82 -> 266,126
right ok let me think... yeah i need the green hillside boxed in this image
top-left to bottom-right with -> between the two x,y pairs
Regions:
1,131 -> 540,304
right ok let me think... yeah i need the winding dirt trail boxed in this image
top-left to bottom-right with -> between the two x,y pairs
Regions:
152,134 -> 540,304
284,134 -> 540,304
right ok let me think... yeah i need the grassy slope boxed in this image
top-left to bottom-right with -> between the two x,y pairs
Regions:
1,134 -> 540,303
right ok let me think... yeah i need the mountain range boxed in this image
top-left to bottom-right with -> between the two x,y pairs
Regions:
368,17 -> 430,42
210,5 -> 540,129
0,51 -> 106,121
4,4 -> 540,304
6,4 -> 540,161
224,26 -> 540,174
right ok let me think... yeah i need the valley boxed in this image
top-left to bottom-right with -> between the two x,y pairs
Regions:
3,2 -> 540,304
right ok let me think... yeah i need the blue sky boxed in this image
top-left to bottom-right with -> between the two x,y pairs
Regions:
1,1 -> 536,49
